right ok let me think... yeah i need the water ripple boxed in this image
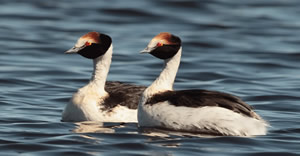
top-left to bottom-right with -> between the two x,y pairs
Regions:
0,0 -> 300,155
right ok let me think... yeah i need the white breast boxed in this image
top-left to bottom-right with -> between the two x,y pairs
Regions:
62,86 -> 137,122
138,101 -> 267,136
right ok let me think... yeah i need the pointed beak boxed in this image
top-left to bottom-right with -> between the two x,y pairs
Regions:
65,46 -> 84,54
140,47 -> 154,54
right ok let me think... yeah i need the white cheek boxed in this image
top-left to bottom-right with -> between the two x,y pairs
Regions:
75,39 -> 86,47
148,40 -> 159,49
75,38 -> 95,48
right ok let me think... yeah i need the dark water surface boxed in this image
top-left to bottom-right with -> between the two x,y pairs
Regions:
1,0 -> 300,155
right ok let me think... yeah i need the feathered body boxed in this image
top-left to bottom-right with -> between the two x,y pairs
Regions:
62,32 -> 145,122
138,32 -> 268,136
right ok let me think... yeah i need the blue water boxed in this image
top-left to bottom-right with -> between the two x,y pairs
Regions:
1,0 -> 300,155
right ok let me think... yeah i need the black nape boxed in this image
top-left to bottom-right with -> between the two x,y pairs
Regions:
150,34 -> 181,60
150,45 -> 181,59
78,34 -> 112,59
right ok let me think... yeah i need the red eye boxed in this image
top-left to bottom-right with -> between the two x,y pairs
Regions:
156,42 -> 163,47
85,42 -> 92,46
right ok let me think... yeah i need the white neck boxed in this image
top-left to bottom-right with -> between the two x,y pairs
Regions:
85,44 -> 113,95
145,47 -> 182,95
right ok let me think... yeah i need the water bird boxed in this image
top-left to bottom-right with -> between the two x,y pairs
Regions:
138,32 -> 268,136
62,32 -> 145,122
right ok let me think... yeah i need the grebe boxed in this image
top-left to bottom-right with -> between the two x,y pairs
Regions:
138,32 -> 268,136
62,32 -> 145,122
